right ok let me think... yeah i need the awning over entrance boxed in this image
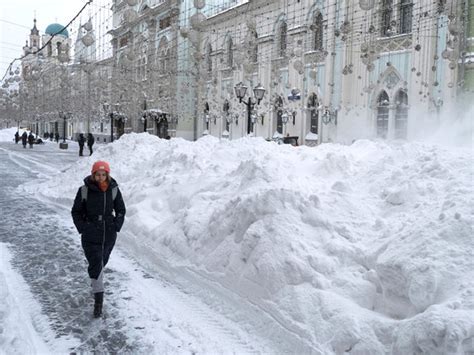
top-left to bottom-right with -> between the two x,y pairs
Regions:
144,108 -> 168,118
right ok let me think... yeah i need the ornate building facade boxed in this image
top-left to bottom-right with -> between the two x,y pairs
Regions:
20,19 -> 72,138
194,0 -> 469,145
10,0 -> 470,145
108,0 -> 180,139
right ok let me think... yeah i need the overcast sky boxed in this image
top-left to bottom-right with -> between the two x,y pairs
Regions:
0,0 -> 88,79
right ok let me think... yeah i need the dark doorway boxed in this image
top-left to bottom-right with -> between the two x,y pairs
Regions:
307,93 -> 319,134
377,91 -> 389,138
156,116 -> 168,138
274,96 -> 283,134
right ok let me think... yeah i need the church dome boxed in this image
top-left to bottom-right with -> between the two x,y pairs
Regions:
45,23 -> 69,38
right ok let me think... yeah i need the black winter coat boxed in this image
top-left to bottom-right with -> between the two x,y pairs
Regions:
71,176 -> 126,244
87,134 -> 95,147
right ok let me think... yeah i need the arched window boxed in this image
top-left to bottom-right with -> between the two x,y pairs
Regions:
250,30 -> 258,63
395,90 -> 408,139
312,12 -> 323,51
278,21 -> 287,57
226,37 -> 233,68
376,91 -> 389,138
399,0 -> 412,34
204,102 -> 210,131
380,0 -> 393,36
141,56 -> 147,80
206,43 -> 212,73
165,48 -> 170,72
307,93 -> 319,134
158,37 -> 168,73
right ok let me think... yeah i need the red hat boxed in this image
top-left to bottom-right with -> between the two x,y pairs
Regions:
91,161 -> 110,174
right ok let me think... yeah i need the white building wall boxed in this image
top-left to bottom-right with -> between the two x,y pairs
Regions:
195,0 -> 462,145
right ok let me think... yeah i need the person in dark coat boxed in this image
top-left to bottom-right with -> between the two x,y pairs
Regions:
14,131 -> 19,144
87,133 -> 95,155
78,133 -> 86,156
55,132 -> 60,143
27,132 -> 35,148
21,131 -> 28,148
71,161 -> 126,318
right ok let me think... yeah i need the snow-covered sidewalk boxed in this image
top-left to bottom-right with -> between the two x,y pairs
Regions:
0,136 -> 277,354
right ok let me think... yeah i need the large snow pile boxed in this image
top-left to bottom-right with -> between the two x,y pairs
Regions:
0,127 -> 19,142
29,132 -> 473,353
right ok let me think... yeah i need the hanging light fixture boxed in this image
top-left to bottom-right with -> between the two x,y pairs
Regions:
82,33 -> 95,47
194,0 -> 205,10
83,19 -> 93,32
190,12 -> 207,29
359,0 -> 375,11
253,84 -> 266,103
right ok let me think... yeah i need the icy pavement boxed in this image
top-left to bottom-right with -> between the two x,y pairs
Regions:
0,141 -> 277,354
0,142 -> 148,352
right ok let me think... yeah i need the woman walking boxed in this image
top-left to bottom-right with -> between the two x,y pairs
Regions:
71,161 -> 126,318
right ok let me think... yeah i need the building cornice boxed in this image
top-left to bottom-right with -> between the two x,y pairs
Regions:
109,0 -> 178,39
204,0 -> 271,26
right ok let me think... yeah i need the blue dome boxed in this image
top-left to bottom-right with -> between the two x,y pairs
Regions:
45,23 -> 69,38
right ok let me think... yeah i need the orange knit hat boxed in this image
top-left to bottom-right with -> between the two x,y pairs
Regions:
91,161 -> 110,174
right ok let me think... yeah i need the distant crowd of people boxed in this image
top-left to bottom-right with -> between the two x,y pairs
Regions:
77,133 -> 95,156
14,131 -> 94,155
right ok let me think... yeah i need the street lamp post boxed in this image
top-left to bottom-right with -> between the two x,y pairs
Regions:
110,112 -> 114,142
103,102 -> 122,143
59,111 -> 71,149
234,82 -> 265,135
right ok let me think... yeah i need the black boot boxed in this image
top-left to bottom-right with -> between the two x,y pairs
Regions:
93,292 -> 103,318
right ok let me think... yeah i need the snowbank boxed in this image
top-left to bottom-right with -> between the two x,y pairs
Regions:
26,132 -> 474,353
0,244 -> 64,354
0,127 -> 20,142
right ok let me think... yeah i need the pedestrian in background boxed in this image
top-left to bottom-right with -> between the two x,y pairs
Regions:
71,161 -> 126,318
55,132 -> 60,143
87,133 -> 95,155
78,133 -> 86,156
21,131 -> 27,148
28,132 -> 35,148
14,131 -> 19,144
